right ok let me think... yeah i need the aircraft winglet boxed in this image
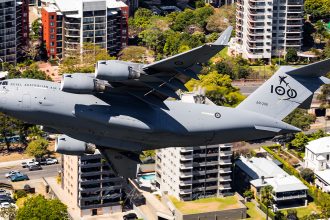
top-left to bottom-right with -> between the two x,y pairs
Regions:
213,26 -> 233,46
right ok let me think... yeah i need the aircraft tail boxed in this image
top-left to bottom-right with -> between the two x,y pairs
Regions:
237,59 -> 330,120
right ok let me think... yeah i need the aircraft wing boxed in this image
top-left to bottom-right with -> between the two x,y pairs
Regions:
97,27 -> 232,107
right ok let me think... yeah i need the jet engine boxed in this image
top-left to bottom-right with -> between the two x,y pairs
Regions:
95,60 -> 140,82
55,135 -> 95,155
61,73 -> 106,94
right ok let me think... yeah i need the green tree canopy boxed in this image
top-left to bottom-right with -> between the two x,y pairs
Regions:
26,137 -> 49,158
283,109 -> 316,131
17,195 -> 68,220
286,48 -> 298,63
290,132 -> 309,152
186,71 -> 245,107
59,43 -> 114,74
300,168 -> 314,183
305,0 -> 330,19
261,185 -> 274,207
20,64 -> 52,81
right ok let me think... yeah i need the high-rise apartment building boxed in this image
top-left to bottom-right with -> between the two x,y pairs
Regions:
41,0 -> 128,60
0,0 -> 29,64
234,0 -> 304,61
155,144 -> 233,201
61,152 -> 123,217
155,93 -> 232,201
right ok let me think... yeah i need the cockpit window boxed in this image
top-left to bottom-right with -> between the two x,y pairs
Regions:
2,81 -> 7,85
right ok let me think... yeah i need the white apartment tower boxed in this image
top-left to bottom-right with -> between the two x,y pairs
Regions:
235,0 -> 304,61
155,145 -> 233,201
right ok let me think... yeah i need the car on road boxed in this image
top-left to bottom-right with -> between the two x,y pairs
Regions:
5,170 -> 20,178
0,202 -> 13,209
10,173 -> 29,182
0,189 -> 10,197
37,157 -> 58,165
28,164 -> 42,171
21,162 -> 27,168
22,160 -> 39,168
123,213 -> 138,220
46,158 -> 58,165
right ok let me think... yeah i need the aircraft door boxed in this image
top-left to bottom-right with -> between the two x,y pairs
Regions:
22,94 -> 31,109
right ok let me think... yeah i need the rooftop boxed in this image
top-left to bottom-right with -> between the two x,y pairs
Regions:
266,175 -> 307,193
235,156 -> 287,179
315,169 -> 330,185
306,137 -> 330,154
48,0 -> 127,13
170,195 -> 242,214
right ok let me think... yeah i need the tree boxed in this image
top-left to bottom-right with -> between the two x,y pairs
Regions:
317,73 -> 330,108
20,64 -> 52,81
243,189 -> 253,200
186,71 -> 245,107
304,0 -> 330,20
283,108 -> 316,131
59,43 -> 115,74
285,48 -> 298,63
260,185 -> 274,207
206,5 -> 236,33
286,209 -> 298,220
274,211 -> 286,220
171,9 -> 195,31
323,40 -> 330,58
138,28 -> 165,54
31,18 -> 41,40
26,137 -> 49,159
118,46 -> 154,63
300,168 -> 314,183
314,20 -> 328,44
17,195 -> 68,220
290,132 -> 309,152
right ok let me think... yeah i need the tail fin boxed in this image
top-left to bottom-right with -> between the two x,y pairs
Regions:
237,59 -> 330,120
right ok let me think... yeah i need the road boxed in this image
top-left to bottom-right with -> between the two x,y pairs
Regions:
0,164 -> 61,182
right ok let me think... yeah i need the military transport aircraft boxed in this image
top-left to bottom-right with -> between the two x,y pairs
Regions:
0,26 -> 329,177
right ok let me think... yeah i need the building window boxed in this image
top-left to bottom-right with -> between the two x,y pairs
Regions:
50,22 -> 54,26
327,155 -> 329,161
50,15 -> 55,19
50,48 -> 55,53
50,42 -> 55,46
50,35 -> 55,39
50,28 -> 55,33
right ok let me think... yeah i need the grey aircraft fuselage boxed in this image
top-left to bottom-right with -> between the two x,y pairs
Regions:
0,78 -> 298,151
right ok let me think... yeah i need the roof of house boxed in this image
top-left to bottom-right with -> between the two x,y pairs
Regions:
306,136 -> 330,154
315,169 -> 330,185
235,156 -> 287,179
251,175 -> 307,193
266,175 -> 308,193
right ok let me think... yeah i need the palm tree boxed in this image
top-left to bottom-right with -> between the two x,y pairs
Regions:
261,185 -> 274,220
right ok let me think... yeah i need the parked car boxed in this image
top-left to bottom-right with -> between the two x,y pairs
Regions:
10,173 -> 29,182
0,202 -> 11,208
25,160 -> 39,167
0,189 -> 10,197
46,158 -> 58,165
0,195 -> 14,203
28,164 -> 42,171
21,162 -> 27,168
5,170 -> 20,178
123,213 -> 138,220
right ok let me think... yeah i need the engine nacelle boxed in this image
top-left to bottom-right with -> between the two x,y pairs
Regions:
61,73 -> 105,94
55,135 -> 95,156
95,60 -> 140,82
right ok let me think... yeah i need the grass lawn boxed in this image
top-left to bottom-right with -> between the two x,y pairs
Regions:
282,202 -> 320,219
170,195 -> 241,215
250,65 -> 278,78
246,202 -> 265,220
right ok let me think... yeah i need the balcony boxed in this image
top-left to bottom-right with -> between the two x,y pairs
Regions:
219,159 -> 231,165
219,151 -> 232,157
180,147 -> 193,153
180,163 -> 193,169
273,193 -> 306,201
180,180 -> 193,185
180,154 -> 193,160
179,189 -> 192,194
219,168 -> 232,173
219,184 -> 231,190
219,176 -> 232,182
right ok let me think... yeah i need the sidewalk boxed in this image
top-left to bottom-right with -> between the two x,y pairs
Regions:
0,159 -> 32,168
